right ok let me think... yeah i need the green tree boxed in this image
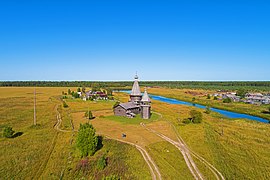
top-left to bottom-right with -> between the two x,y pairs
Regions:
106,88 -> 113,96
192,97 -> 196,101
207,94 -> 211,99
189,110 -> 202,123
205,106 -> 211,114
92,83 -> 101,92
236,89 -> 247,98
223,97 -> 232,103
85,110 -> 93,120
72,92 -> 80,98
68,89 -> 71,95
3,126 -> 15,138
77,87 -> 81,92
213,96 -> 218,100
76,123 -> 98,157
82,87 -> 86,93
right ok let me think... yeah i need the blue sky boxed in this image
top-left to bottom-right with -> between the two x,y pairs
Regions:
0,1 -> 269,81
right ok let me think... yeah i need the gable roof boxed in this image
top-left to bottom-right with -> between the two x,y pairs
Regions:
118,102 -> 139,110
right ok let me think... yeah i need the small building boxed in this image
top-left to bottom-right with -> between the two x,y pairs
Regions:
85,90 -> 108,100
222,94 -> 240,102
113,102 -> 140,118
245,93 -> 270,105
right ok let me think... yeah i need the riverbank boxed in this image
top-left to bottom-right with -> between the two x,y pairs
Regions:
147,88 -> 270,122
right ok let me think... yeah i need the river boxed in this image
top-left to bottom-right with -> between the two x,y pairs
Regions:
119,90 -> 269,124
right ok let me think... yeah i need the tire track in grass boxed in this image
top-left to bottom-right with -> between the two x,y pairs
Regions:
152,112 -> 225,180
32,104 -> 60,179
105,135 -> 162,180
171,123 -> 225,180
141,123 -> 204,180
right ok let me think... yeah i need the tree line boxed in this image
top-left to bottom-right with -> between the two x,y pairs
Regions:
0,81 -> 270,91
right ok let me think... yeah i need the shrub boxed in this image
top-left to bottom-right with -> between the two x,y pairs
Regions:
76,123 -> 98,157
108,96 -> 114,100
192,97 -> 196,101
190,110 -> 202,123
85,110 -> 93,120
63,101 -> 68,108
102,175 -> 121,180
205,106 -> 211,114
182,118 -> 191,124
3,126 -> 15,138
97,155 -> 107,170
223,97 -> 232,103
213,96 -> 218,100
76,158 -> 89,171
207,94 -> 211,99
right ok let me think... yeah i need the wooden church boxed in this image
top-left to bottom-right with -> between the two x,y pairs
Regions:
113,75 -> 151,119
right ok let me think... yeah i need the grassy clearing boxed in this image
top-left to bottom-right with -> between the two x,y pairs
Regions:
102,112 -> 160,125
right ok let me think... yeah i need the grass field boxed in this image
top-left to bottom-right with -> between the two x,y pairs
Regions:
0,87 -> 152,179
1,87 -> 270,179
148,87 -> 270,121
147,92 -> 270,179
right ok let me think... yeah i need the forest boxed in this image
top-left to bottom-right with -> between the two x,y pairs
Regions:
0,81 -> 270,91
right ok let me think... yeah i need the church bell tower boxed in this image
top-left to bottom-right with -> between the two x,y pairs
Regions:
141,88 -> 151,119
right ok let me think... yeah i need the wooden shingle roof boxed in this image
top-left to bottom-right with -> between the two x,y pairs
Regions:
119,102 -> 139,110
131,75 -> 141,96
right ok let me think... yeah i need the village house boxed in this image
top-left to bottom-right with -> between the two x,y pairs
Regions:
245,93 -> 270,105
213,91 -> 270,105
222,93 -> 240,102
113,75 -> 151,119
81,90 -> 108,100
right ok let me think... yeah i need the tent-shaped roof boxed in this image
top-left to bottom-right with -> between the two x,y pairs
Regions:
130,75 -> 141,96
141,88 -> 151,102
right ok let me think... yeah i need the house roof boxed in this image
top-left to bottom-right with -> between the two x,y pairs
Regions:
141,89 -> 151,102
131,75 -> 141,96
119,102 -> 139,110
